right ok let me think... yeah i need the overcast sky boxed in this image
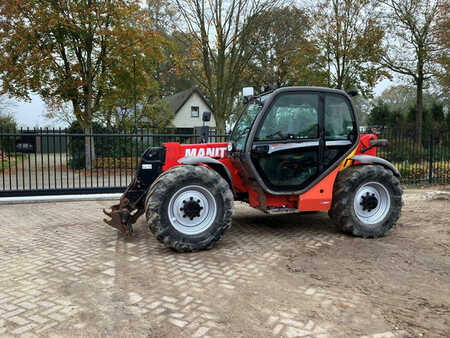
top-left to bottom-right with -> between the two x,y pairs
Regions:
10,79 -> 396,128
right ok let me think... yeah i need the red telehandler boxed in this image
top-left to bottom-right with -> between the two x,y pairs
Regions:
103,86 -> 402,252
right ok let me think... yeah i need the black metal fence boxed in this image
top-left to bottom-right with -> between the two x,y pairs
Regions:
0,127 -> 448,197
0,128 -> 228,197
375,128 -> 449,184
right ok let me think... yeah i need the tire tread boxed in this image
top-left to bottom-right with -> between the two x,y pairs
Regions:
145,165 -> 233,252
329,165 -> 403,238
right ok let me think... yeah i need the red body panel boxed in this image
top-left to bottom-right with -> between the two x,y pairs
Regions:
161,134 -> 378,212
356,134 -> 377,157
298,167 -> 339,211
162,142 -> 247,192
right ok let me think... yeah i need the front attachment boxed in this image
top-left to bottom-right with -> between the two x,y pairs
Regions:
103,179 -> 145,235
102,146 -> 166,235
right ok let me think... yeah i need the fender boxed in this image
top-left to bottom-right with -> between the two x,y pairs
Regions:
351,155 -> 401,177
178,156 -> 233,188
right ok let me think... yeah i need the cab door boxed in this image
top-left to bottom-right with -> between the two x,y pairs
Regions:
250,92 -> 322,192
248,90 -> 357,194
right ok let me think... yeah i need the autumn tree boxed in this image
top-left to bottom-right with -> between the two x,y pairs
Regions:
0,0 -> 163,168
379,0 -> 442,145
313,0 -> 386,96
243,7 -> 328,89
152,32 -> 198,97
169,0 -> 280,129
145,1 -> 197,96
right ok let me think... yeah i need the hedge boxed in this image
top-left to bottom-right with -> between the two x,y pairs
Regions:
93,157 -> 140,169
394,161 -> 450,183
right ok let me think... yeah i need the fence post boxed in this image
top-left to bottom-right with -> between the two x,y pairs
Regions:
428,130 -> 433,184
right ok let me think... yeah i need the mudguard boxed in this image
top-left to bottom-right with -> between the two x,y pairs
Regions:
178,156 -> 233,188
351,155 -> 401,177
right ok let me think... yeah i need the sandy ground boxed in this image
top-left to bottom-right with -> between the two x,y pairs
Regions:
0,189 -> 448,337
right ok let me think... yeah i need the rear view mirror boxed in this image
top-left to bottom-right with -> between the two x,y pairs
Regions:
202,111 -> 211,122
346,89 -> 359,97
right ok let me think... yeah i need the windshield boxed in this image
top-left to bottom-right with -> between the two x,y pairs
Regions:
231,100 -> 263,151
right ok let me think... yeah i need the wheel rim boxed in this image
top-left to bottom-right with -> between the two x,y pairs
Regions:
353,182 -> 391,225
168,185 -> 217,235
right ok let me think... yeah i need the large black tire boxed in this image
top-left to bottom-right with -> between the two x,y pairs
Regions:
329,165 -> 403,238
145,165 -> 233,252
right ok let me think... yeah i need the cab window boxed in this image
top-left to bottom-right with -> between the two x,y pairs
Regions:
231,103 -> 262,151
256,93 -> 319,141
324,95 -> 355,140
323,94 -> 357,168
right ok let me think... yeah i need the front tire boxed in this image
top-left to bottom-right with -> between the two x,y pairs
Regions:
329,165 -> 402,238
145,165 -> 233,252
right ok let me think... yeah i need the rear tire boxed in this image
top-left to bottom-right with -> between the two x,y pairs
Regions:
329,165 -> 402,238
145,165 -> 233,252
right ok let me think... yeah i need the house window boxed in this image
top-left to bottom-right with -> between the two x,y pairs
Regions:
191,106 -> 199,117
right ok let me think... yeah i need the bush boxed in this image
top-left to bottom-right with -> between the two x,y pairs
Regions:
0,114 -> 17,153
394,161 -> 450,183
67,121 -> 151,169
94,157 -> 139,169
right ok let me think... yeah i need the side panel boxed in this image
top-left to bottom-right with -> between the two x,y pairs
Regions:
248,188 -> 297,209
163,142 -> 229,170
162,142 -> 246,193
297,167 -> 339,211
246,167 -> 339,212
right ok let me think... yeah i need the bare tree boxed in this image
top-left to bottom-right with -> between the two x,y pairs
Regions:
170,0 -> 280,129
434,1 -> 449,100
380,0 -> 441,145
44,102 -> 76,127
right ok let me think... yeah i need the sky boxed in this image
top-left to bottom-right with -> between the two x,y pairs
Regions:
10,79 -> 397,128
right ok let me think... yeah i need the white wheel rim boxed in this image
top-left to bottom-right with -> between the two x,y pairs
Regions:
168,185 -> 217,235
353,181 -> 391,225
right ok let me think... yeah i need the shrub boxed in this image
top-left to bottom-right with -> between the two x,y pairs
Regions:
67,121 -> 151,169
0,114 -> 17,153
394,161 -> 450,183
94,157 -> 139,169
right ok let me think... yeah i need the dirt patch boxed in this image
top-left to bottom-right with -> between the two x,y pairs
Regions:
284,194 -> 450,337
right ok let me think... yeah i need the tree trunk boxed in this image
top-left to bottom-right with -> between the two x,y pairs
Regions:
84,126 -> 96,170
214,113 -> 226,132
416,77 -> 424,146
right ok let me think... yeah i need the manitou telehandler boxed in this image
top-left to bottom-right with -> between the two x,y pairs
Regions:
103,86 -> 403,252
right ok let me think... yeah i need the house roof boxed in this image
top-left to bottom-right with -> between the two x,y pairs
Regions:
166,88 -> 213,115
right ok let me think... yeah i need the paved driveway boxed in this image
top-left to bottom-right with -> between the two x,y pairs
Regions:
0,190 -> 448,337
